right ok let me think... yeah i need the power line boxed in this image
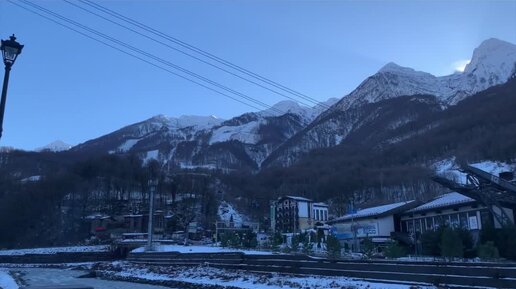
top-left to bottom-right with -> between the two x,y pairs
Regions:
9,0 -> 312,128
76,0 -> 330,110
7,0 -> 264,112
16,0 -> 294,119
63,0 -> 318,109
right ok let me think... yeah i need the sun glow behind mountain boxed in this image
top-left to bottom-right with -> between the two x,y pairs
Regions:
453,59 -> 471,72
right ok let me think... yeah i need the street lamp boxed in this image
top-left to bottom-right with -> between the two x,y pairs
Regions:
0,34 -> 24,140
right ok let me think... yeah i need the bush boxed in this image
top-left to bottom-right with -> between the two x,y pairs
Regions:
480,223 -> 516,260
219,231 -> 256,248
302,239 -> 313,254
384,241 -> 407,258
421,228 -> 442,256
271,232 -> 283,252
290,234 -> 300,252
326,234 -> 341,259
362,237 -> 375,259
495,225 -> 516,260
440,227 -> 464,258
477,241 -> 500,260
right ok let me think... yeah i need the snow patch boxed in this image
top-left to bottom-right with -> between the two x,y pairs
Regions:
118,139 -> 139,152
0,245 -> 109,256
433,158 -> 515,185
218,201 -> 246,227
105,262 -> 431,289
210,121 -> 261,145
35,140 -> 72,152
143,150 -> 159,163
131,245 -> 271,255
0,269 -> 18,289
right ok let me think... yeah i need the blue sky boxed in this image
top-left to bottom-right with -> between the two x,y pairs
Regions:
0,0 -> 515,150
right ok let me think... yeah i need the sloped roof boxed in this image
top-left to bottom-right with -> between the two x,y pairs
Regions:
407,192 -> 475,213
313,202 -> 328,207
282,195 -> 312,202
332,200 -> 415,222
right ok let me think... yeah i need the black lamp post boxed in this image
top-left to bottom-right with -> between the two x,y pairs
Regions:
0,34 -> 24,140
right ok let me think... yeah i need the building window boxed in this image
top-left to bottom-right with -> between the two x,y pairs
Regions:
425,217 -> 434,231
407,220 -> 414,233
434,216 -> 443,228
324,210 -> 328,221
450,214 -> 460,228
460,213 -> 468,228
402,221 -> 408,233
415,219 -> 422,233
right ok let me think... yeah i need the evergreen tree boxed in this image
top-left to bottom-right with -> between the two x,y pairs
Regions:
326,234 -> 342,259
440,227 -> 464,258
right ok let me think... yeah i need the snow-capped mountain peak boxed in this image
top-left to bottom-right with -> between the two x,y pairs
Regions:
464,38 -> 516,78
171,115 -> 223,129
259,100 -> 308,117
466,38 -> 516,69
331,38 -> 516,111
35,140 -> 72,152
149,114 -> 224,130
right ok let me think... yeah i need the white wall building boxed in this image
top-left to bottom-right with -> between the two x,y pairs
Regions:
329,201 -> 417,248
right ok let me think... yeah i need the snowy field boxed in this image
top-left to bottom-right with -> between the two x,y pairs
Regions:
132,244 -> 273,255
0,245 -> 109,256
0,267 -> 173,289
99,261 -> 435,289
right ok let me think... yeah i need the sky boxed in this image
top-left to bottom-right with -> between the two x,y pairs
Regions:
0,0 -> 515,150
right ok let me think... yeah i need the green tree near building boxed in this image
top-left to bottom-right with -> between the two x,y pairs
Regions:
271,231 -> 283,252
477,241 -> 499,260
362,237 -> 375,259
440,227 -> 464,258
326,234 -> 341,259
384,241 -> 407,258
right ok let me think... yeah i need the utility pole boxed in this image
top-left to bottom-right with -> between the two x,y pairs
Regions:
146,179 -> 157,251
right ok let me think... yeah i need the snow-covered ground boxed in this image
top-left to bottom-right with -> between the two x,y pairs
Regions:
0,268 -> 18,289
217,200 -> 247,227
132,244 -> 272,255
9,267 -> 171,289
0,245 -> 109,256
100,261 -> 434,289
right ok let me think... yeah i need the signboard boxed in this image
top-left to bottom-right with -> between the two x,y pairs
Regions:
188,222 -> 198,233
332,221 -> 379,240
468,216 -> 479,230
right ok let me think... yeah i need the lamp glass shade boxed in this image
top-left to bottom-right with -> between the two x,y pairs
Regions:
2,46 -> 20,64
1,35 -> 23,66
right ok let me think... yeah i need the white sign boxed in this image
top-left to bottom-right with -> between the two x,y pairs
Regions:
468,216 -> 479,230
332,221 -> 379,239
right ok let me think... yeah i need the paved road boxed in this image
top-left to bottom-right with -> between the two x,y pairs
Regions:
16,268 -> 173,289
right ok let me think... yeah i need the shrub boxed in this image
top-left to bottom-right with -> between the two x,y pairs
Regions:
384,241 -> 407,258
362,237 -> 375,259
326,234 -> 341,259
421,229 -> 442,256
271,232 -> 283,252
440,227 -> 464,258
477,241 -> 500,260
